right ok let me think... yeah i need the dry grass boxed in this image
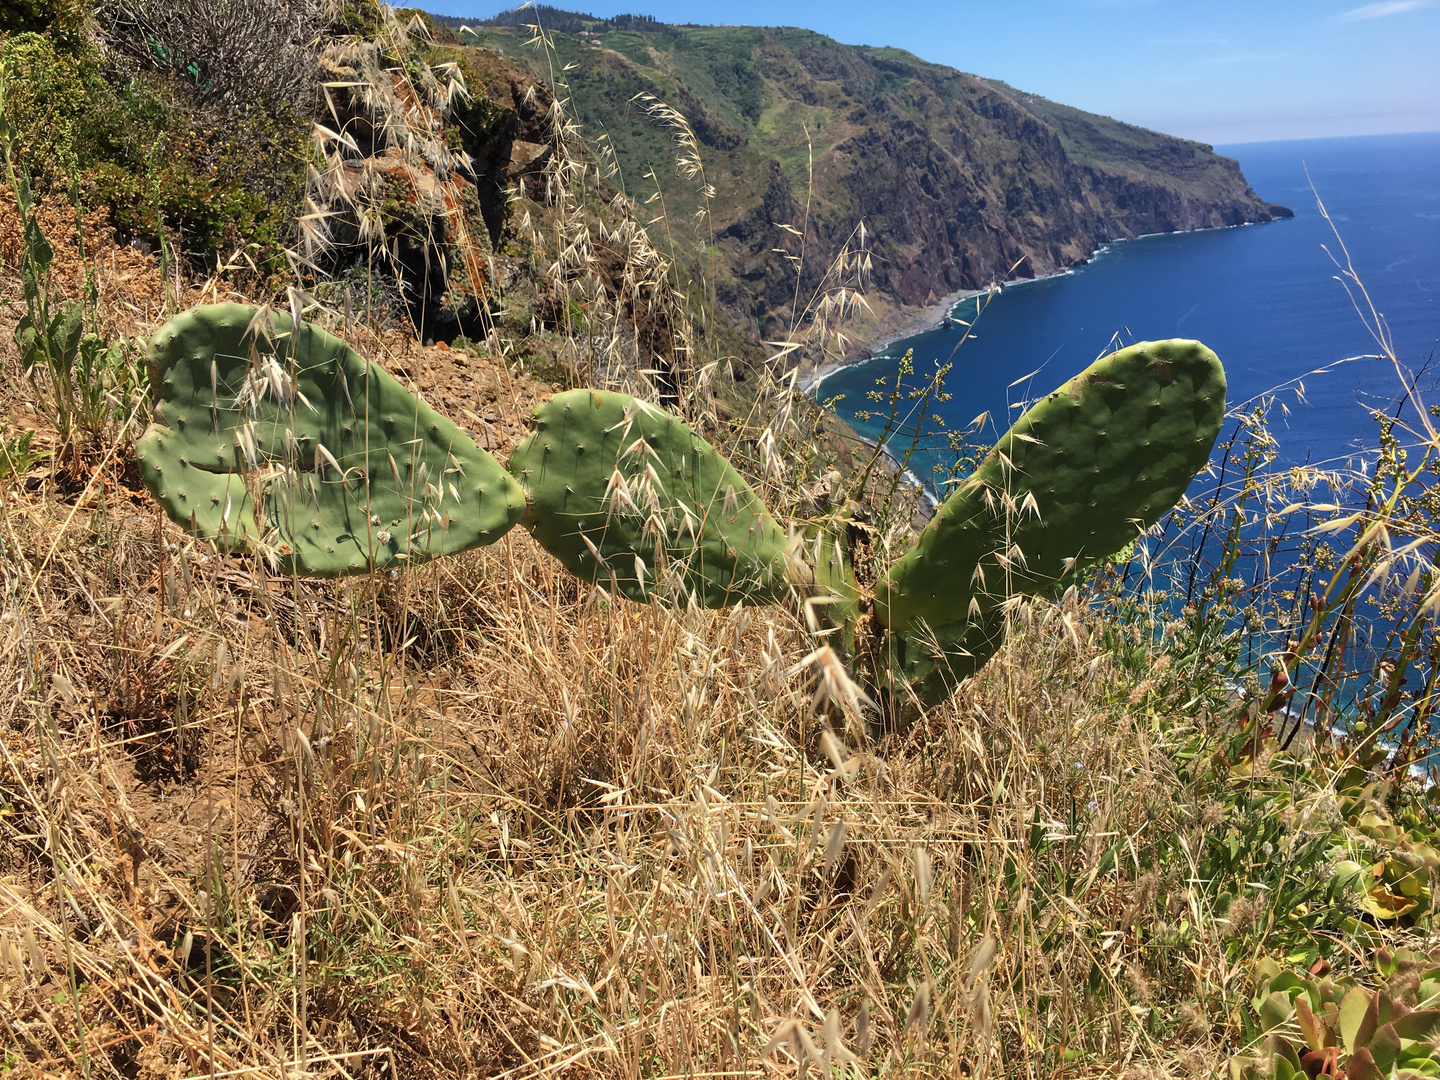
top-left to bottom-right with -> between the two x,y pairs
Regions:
4,20 -> 1440,1079
0,197 -> 1244,1077
0,446 -> 1243,1078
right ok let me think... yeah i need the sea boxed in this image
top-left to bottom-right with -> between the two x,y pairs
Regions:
815,131 -> 1440,488
813,130 -> 1440,738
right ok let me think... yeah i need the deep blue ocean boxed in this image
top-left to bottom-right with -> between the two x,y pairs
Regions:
815,131 -> 1440,486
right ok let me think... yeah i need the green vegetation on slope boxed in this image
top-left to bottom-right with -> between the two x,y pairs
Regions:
457,14 -> 1289,342
1,0 -> 312,275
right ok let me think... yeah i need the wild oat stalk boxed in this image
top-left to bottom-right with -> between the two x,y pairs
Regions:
307,8 -> 487,336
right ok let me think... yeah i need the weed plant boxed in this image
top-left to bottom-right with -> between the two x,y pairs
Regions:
0,66 -> 142,476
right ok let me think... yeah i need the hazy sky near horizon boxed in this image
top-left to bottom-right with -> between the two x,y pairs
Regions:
429,0 -> 1440,144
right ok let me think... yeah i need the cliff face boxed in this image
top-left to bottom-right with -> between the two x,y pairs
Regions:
456,20 -> 1290,345
816,68 -> 1292,309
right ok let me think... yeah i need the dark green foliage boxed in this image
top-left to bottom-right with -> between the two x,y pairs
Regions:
471,7 -> 666,35
82,86 -> 311,268
508,388 -> 792,607
0,0 -> 84,46
391,8 -> 439,34
335,0 -> 386,38
876,339 -> 1227,633
136,304 -> 525,575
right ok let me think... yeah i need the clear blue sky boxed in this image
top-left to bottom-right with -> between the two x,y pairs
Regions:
425,0 -> 1440,144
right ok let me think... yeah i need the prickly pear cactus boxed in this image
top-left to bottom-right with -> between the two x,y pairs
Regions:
507,388 -> 792,607
884,610 -> 1008,709
876,339 -> 1225,633
812,509 -> 1004,713
135,303 -> 525,575
808,511 -> 861,654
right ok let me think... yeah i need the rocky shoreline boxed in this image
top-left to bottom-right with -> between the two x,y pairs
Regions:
801,270 -> 1076,394
800,287 -> 982,395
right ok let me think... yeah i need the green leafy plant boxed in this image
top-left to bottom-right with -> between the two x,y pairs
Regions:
807,339 -> 1227,709
0,62 -> 136,473
132,305 -> 1228,708
876,339 -> 1226,632
1237,948 -> 1440,1080
0,423 -> 47,485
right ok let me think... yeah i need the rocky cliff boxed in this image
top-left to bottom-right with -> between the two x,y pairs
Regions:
456,18 -> 1290,347
452,19 -> 1296,348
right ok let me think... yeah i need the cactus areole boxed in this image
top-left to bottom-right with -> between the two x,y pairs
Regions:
875,339 -> 1226,633
508,388 -> 792,607
135,303 -> 525,575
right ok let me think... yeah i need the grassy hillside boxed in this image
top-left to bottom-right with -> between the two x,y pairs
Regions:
3,5 -> 1439,1080
458,16 -> 1289,346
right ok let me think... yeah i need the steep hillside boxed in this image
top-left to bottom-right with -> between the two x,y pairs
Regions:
457,16 -> 1290,346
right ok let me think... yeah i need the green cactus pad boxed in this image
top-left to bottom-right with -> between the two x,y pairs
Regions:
809,516 -> 860,654
135,303 -> 525,575
507,389 -> 792,606
884,610 -> 1008,709
806,506 -> 858,650
876,339 -> 1225,632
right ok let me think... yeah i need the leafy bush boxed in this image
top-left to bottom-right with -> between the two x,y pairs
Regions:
0,0 -> 315,273
0,32 -> 96,182
0,423 -> 46,483
0,0 -> 84,46
81,89 -> 311,265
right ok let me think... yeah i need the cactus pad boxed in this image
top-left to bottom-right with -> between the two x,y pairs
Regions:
876,339 -> 1225,632
135,303 -> 525,575
507,389 -> 792,606
810,516 -> 860,654
883,611 -> 1008,709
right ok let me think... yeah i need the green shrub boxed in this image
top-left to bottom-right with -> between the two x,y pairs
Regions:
0,32 -> 96,181
80,90 -> 311,266
334,0 -> 386,38
0,30 -> 311,273
0,0 -> 84,47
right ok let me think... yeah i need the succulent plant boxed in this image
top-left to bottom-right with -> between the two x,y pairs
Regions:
135,303 -> 525,575
1237,949 -> 1440,1080
507,388 -> 793,607
133,304 -> 1226,712
875,339 -> 1227,634
805,506 -> 998,709
801,340 -> 1225,712
807,507 -> 862,654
